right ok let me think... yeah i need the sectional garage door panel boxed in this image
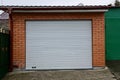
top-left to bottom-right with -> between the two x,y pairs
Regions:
26,20 -> 92,70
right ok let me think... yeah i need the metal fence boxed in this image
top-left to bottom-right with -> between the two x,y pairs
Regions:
0,28 -> 10,80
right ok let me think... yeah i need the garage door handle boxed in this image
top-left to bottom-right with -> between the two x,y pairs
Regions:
32,66 -> 36,69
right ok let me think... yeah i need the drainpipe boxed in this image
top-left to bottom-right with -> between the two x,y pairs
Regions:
8,8 -> 13,72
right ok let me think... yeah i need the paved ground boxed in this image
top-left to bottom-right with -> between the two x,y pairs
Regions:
107,60 -> 120,80
2,69 -> 115,80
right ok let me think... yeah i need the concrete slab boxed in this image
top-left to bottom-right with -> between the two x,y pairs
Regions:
2,68 -> 115,80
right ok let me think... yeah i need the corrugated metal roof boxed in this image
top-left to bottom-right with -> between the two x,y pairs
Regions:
0,5 -> 109,10
0,12 -> 9,19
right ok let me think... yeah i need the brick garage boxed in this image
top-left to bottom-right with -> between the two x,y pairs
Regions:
1,6 -> 108,70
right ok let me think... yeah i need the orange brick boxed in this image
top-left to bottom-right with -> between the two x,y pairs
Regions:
11,12 -> 105,69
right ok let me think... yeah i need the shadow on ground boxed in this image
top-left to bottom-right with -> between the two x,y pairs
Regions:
107,60 -> 120,80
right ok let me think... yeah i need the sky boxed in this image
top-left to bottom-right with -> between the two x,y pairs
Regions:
0,0 -> 116,14
0,0 -> 115,6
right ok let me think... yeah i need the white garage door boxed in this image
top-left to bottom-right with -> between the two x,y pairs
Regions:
26,20 -> 92,70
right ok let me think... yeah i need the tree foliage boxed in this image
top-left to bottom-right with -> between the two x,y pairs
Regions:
115,0 -> 120,6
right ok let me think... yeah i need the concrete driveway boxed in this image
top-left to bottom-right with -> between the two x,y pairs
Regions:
107,60 -> 120,80
2,68 -> 115,80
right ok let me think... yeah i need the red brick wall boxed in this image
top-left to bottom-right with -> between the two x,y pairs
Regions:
11,12 -> 105,69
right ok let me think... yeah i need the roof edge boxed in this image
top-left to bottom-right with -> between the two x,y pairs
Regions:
0,5 -> 109,10
109,6 -> 120,8
12,9 -> 108,13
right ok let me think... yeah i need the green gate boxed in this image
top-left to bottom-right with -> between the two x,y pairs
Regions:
105,7 -> 120,60
0,28 -> 10,80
